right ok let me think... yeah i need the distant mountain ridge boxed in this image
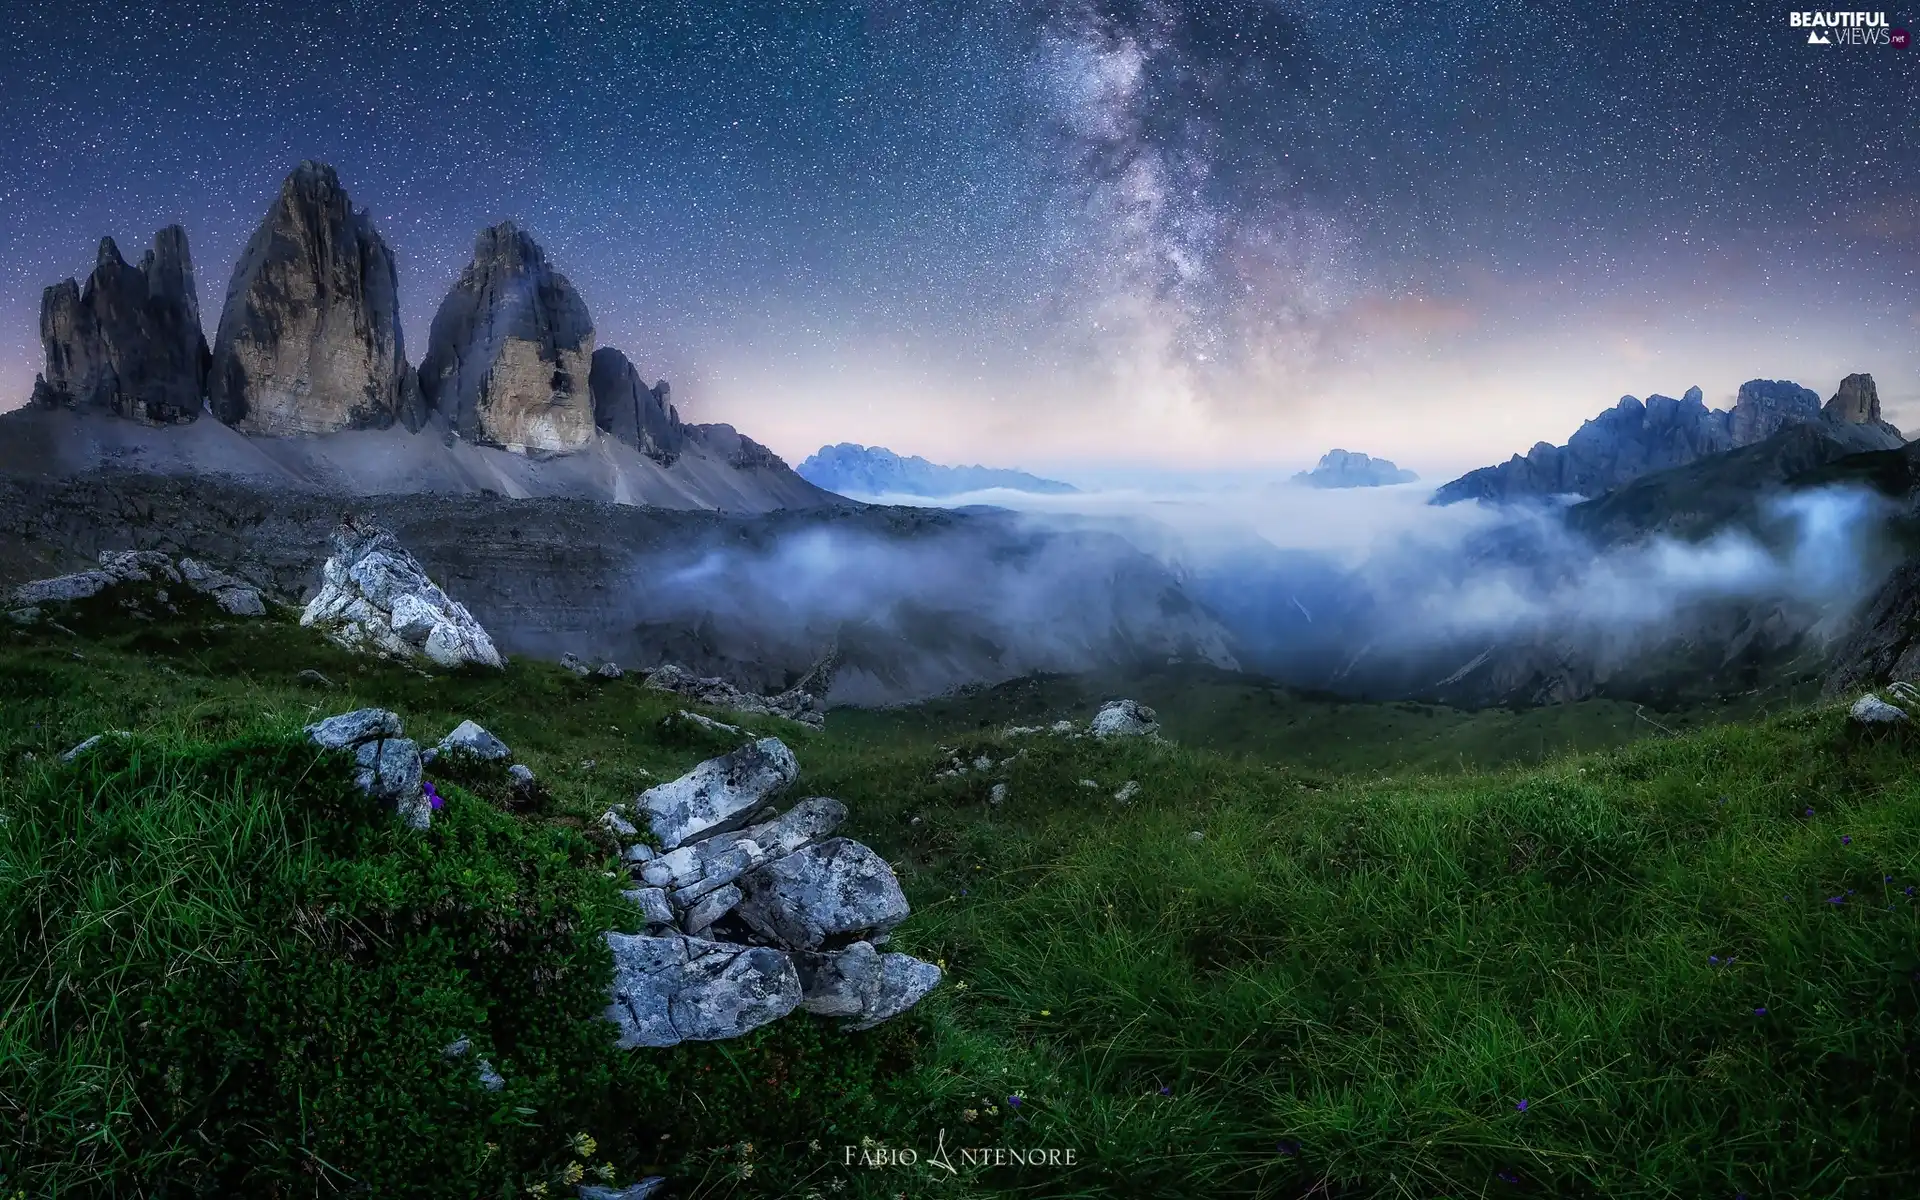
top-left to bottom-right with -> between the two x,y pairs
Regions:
1293,449 -> 1417,489
798,443 -> 1077,497
1434,375 -> 1902,505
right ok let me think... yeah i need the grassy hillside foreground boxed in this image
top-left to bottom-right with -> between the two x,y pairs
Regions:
2,595 -> 1918,1198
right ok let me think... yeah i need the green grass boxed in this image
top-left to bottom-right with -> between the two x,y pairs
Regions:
3,588 -> 1919,1197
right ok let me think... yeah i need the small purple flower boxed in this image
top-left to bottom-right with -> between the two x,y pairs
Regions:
1497,1170 -> 1520,1184
1828,895 -> 1844,905
1276,1140 -> 1299,1157
1887,876 -> 1895,883
423,781 -> 445,811
1842,835 -> 1852,845
1908,887 -> 1916,896
1007,1094 -> 1022,1108
1158,1085 -> 1171,1096
1805,807 -> 1815,817
1709,955 -> 1720,965
960,888 -> 969,897
1754,1006 -> 1767,1016
1515,1099 -> 1528,1112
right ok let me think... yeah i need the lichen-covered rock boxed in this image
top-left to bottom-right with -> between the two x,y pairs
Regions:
636,737 -> 799,850
794,941 -> 943,1031
1091,698 -> 1159,738
305,707 -> 429,828
9,550 -> 264,617
735,837 -> 911,951
1850,693 -> 1908,725
637,797 -> 846,896
621,887 -> 676,927
602,932 -> 801,1049
209,162 -> 416,435
436,719 -> 511,761
418,222 -> 596,454
590,346 -> 685,463
33,228 -> 208,425
300,517 -> 502,669
578,1178 -> 666,1200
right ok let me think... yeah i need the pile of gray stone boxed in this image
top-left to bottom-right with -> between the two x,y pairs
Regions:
599,738 -> 940,1047
300,517 -> 502,670
8,549 -> 266,625
642,662 -> 826,728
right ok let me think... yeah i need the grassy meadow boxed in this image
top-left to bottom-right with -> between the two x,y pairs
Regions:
1,590 -> 1917,1198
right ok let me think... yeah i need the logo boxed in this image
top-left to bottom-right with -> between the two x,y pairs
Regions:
1788,11 -> 1898,44
840,1129 -> 1079,1174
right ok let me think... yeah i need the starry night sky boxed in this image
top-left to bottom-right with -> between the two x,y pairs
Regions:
1,0 -> 1915,474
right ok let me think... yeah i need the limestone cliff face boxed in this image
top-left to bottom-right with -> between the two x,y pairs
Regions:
208,162 -> 415,436
589,347 -> 684,463
33,229 -> 209,424
417,222 -> 596,455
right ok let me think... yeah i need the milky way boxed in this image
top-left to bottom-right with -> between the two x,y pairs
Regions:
1,1 -> 1915,471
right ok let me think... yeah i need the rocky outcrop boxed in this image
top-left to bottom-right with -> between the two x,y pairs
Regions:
642,662 -> 829,728
1822,373 -> 1902,442
1091,698 -> 1159,738
598,742 -> 939,1049
590,347 -> 684,463
32,229 -> 210,424
305,707 -> 431,829
1434,377 -> 1904,505
208,163 -> 416,436
7,549 -> 264,623
1292,449 -> 1418,489
299,516 -> 503,669
418,222 -> 596,454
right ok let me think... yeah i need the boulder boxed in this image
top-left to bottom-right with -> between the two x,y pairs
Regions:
1850,694 -> 1908,725
734,837 -> 911,951
595,661 -> 625,680
33,228 -> 208,425
305,707 -> 429,828
602,932 -> 802,1049
209,162 -> 416,435
300,517 -> 502,669
436,719 -> 511,761
561,652 -> 592,677
589,346 -> 685,463
417,222 -> 596,454
793,941 -> 943,1031
10,550 -> 263,619
621,887 -> 676,927
1091,698 -> 1159,738
636,737 -> 799,850
637,797 -> 847,896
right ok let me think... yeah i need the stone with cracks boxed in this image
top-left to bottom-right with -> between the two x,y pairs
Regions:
305,707 -> 402,749
621,887 -> 675,927
1091,698 -> 1159,738
300,517 -> 502,669
637,796 -> 846,896
578,1180 -> 666,1200
305,707 -> 429,828
602,932 -> 801,1049
794,940 -> 944,1031
735,837 -> 911,951
682,884 -> 742,935
10,550 -> 265,618
637,737 -> 799,850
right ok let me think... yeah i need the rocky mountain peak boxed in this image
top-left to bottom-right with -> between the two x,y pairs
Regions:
417,221 -> 596,454
589,347 -> 684,463
208,161 -> 417,436
1293,449 -> 1418,488
1824,373 -> 1883,425
30,225 -> 210,425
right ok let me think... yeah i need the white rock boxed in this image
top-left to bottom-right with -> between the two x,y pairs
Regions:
1114,780 -> 1140,804
1092,699 -> 1160,738
602,932 -> 801,1049
735,837 -> 911,951
1851,694 -> 1909,725
301,519 -> 502,670
638,738 -> 799,850
436,719 -> 511,761
794,940 -> 942,1030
